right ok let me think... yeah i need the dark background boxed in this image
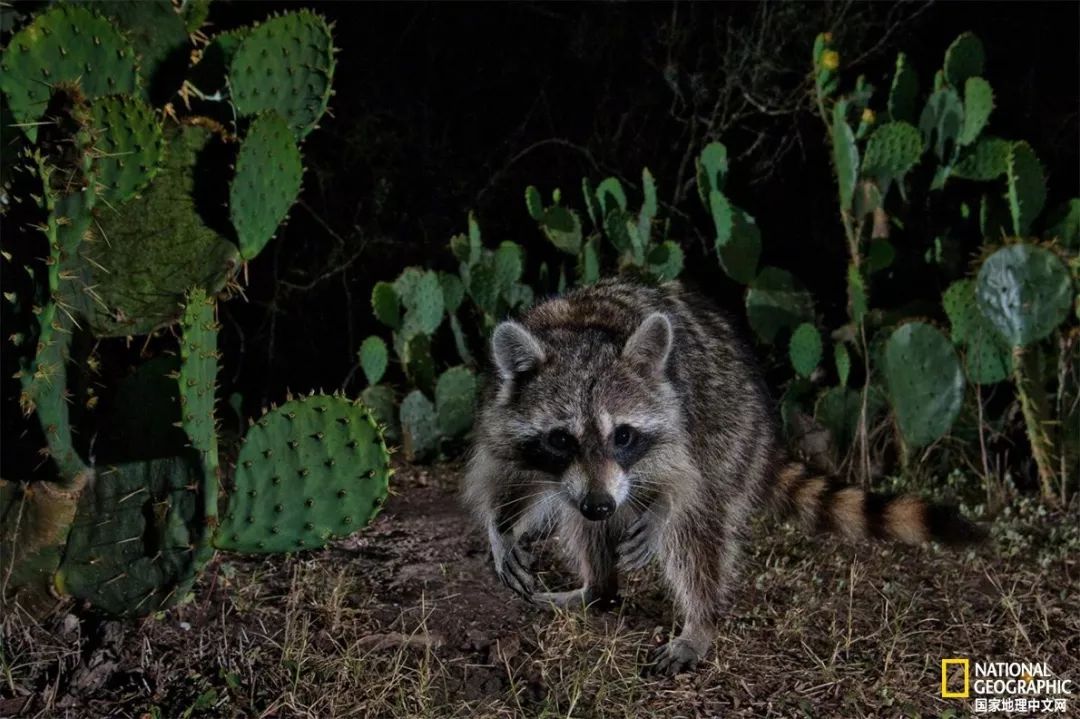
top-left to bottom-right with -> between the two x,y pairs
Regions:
3,1 -> 1078,457
210,1 -> 1078,412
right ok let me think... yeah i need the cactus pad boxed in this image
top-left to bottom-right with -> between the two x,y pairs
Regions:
402,332 -> 435,394
439,272 -> 465,314
399,270 -> 445,338
745,267 -> 815,344
976,244 -> 1072,348
647,241 -> 685,283
959,76 -> 993,147
359,335 -> 389,386
229,11 -> 335,138
789,323 -> 823,378
361,384 -> 400,444
400,390 -> 438,462
371,281 -> 401,329
540,206 -> 583,255
861,122 -> 923,184
179,289 -> 220,475
882,322 -> 965,448
216,394 -> 390,554
831,103 -> 858,211
1006,141 -> 1047,236
696,142 -> 729,207
943,32 -> 985,88
834,343 -> 851,387
0,5 -> 138,140
84,125 -> 240,337
943,279 -> 1011,384
94,0 -> 189,105
57,456 -> 203,616
525,185 -> 543,221
88,95 -> 165,205
435,366 -> 477,438
230,112 -> 304,260
1044,199 -> 1080,249
952,136 -> 1010,181
919,89 -> 963,161
494,242 -> 524,299
887,52 -> 919,123
595,177 -> 627,216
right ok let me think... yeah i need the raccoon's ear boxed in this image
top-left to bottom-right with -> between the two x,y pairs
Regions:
623,312 -> 672,377
492,321 -> 546,380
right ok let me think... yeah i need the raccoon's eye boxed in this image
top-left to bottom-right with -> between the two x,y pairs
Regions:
613,425 -> 637,449
545,428 -> 576,453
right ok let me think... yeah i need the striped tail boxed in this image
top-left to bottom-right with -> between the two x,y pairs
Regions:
772,461 -> 985,546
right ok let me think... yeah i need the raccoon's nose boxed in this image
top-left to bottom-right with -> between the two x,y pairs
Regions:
580,492 -> 615,521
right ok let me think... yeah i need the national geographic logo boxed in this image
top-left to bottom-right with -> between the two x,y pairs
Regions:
941,659 -> 970,698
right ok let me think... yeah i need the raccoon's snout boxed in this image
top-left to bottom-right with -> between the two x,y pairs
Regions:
579,491 -> 615,521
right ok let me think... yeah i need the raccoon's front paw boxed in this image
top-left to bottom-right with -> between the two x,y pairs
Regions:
644,637 -> 703,676
494,543 -> 536,600
617,514 -> 656,571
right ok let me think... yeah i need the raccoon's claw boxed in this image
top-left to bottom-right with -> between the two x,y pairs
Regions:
496,544 -> 536,599
644,638 -> 701,676
617,516 -> 655,571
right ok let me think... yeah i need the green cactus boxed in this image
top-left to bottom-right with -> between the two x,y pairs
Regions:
919,88 -> 963,162
402,332 -> 436,394
834,343 -> 851,387
975,244 -> 1072,348
952,136 -> 1010,181
887,52 -> 919,123
361,384 -> 400,443
215,394 -> 390,554
745,267 -> 815,344
832,101 -> 859,212
716,208 -> 761,284
400,390 -> 439,462
943,279 -> 1012,384
525,185 -> 544,221
230,112 -> 304,260
93,0 -> 190,105
178,289 -> 221,537
1006,141 -> 1047,236
0,5 -> 138,141
943,32 -> 985,88
646,241 -> 684,283
1043,199 -> 1080,249
371,281 -> 402,329
83,125 -> 240,337
435,366 -> 477,438
539,205 -> 583,255
439,272 -> 466,314
595,177 -> 627,217
493,242 -> 525,299
360,336 -> 389,386
696,142 -> 729,207
87,95 -> 166,204
959,77 -> 994,147
815,386 -> 886,454
228,10 -> 336,138
861,121 -> 923,187
56,456 -> 204,617
789,323 -> 823,378
638,167 -> 658,243
882,322 -> 965,449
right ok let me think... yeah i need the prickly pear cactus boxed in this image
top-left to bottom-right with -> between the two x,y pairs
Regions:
1005,142 -> 1047,236
943,279 -> 1012,384
400,390 -> 438,462
87,95 -> 165,204
435,366 -> 477,438
215,394 -> 390,554
230,112 -> 304,260
745,267 -> 815,344
359,335 -> 389,385
228,10 -> 336,138
975,245 -> 1072,348
56,456 -> 204,617
0,5 -> 138,140
789,323 -> 823,379
882,322 -> 965,448
861,122 -> 923,188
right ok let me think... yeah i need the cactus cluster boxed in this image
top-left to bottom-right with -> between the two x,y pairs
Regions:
802,30 -> 1078,487
529,167 -> 683,286
2,4 -> 391,618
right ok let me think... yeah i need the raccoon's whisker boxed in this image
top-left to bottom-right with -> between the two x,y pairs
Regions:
492,489 -> 557,512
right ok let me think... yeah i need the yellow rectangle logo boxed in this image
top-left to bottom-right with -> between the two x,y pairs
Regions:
941,658 -> 970,698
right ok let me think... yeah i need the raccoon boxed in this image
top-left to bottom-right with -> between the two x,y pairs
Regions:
462,278 -> 982,675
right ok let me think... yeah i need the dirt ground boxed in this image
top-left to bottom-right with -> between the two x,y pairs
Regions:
2,462 -> 1077,718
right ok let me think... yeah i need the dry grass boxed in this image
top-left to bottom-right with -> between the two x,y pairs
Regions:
1,465 -> 1078,718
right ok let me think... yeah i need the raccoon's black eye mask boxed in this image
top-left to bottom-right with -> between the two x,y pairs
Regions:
515,429 -> 577,475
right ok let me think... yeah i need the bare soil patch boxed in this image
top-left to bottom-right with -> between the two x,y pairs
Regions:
2,462 -> 1077,718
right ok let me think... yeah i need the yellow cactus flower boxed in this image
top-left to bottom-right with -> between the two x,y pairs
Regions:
822,50 -> 840,71
861,108 -> 876,124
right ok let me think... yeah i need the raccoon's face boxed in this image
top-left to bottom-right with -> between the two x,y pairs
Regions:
490,313 -> 678,521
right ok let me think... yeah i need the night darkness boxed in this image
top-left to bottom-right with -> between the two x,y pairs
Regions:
209,1 -> 1079,410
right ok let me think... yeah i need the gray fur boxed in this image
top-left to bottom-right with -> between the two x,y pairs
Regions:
463,278 -> 778,675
